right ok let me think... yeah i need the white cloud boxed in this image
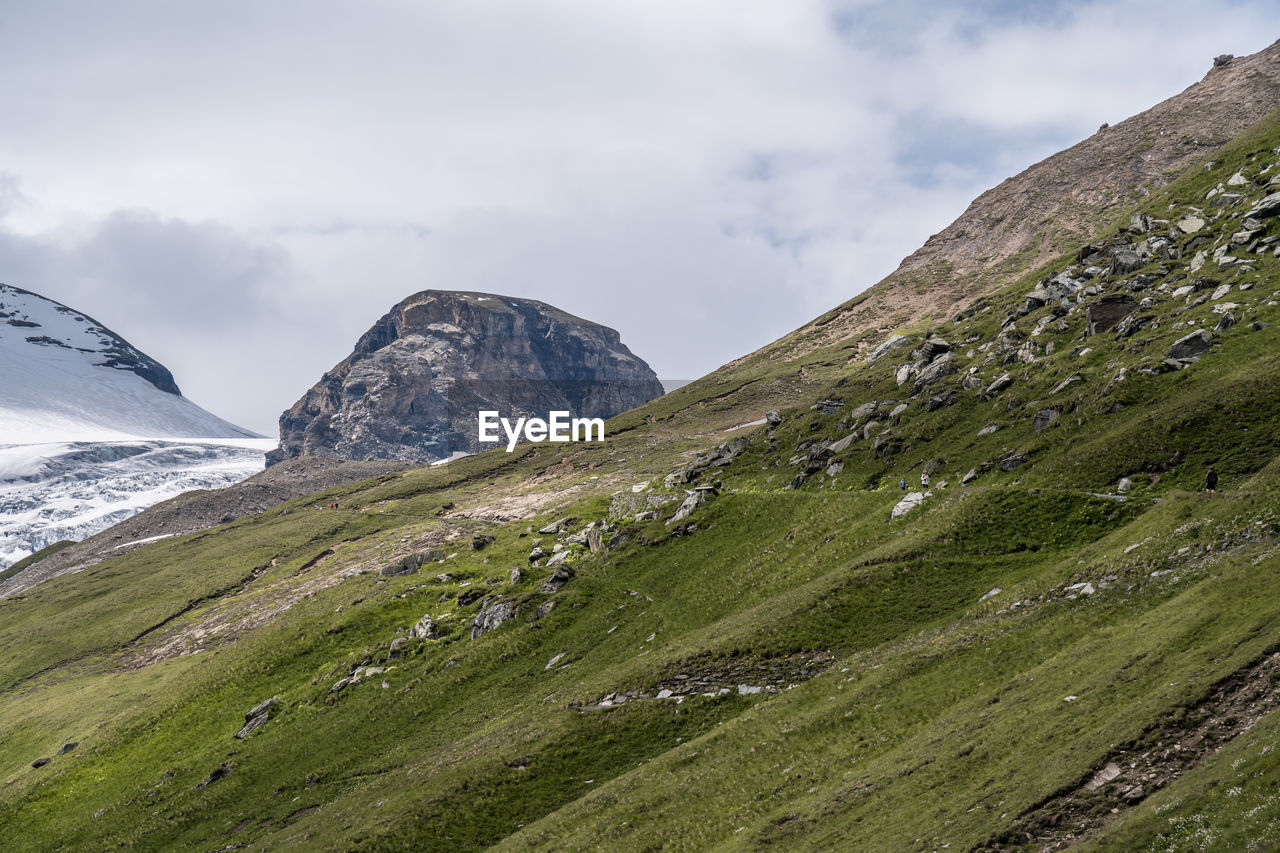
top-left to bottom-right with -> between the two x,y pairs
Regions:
0,1 -> 1275,433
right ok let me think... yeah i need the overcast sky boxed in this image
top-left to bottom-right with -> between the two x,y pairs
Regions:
0,1 -> 1276,434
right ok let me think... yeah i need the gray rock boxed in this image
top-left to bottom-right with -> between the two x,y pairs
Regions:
607,532 -> 630,550
1169,329 -> 1212,360
1051,374 -> 1083,395
546,549 -> 571,568
829,433 -> 857,453
1117,477 -> 1133,493
669,491 -> 705,524
825,461 -> 844,477
998,452 -> 1027,471
977,423 -> 1000,437
1034,408 -> 1060,431
470,600 -> 516,639
411,613 -> 440,640
862,420 -> 882,441
1210,192 -> 1244,208
1214,312 -> 1236,333
541,565 -> 575,594
891,491 -> 928,519
1252,321 -> 1270,332
57,742 -> 79,755
848,401 -> 878,422
31,757 -> 51,769
509,568 -> 523,585
961,469 -> 978,485
380,548 -> 446,577
811,398 -> 844,415
471,534 -> 495,551
1086,296 -> 1136,336
895,363 -> 916,387
270,293 -> 662,465
389,637 -> 409,658
985,373 -> 1013,397
1176,214 -> 1205,233
765,409 -> 783,426
1244,192 -> 1280,219
1108,248 -> 1145,275
586,529 -> 603,553
528,545 -> 548,563
532,600 -> 556,621
910,352 -> 955,396
867,333 -> 911,363
925,390 -> 956,411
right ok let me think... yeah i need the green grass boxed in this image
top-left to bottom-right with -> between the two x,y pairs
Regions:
4,106 -> 1280,853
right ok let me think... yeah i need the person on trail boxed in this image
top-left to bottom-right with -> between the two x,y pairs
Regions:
921,471 -> 930,489
1205,466 -> 1218,494
899,478 -> 907,491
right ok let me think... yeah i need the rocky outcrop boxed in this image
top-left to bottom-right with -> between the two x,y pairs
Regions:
268,291 -> 663,464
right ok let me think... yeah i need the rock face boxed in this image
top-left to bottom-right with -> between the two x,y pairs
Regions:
268,291 -> 664,464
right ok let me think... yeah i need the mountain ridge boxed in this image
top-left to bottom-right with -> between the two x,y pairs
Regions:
3,48 -> 1280,851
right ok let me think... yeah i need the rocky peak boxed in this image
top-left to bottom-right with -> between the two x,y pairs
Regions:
268,290 -> 664,464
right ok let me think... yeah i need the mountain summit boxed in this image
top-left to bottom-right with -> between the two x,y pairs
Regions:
267,290 -> 664,464
0,283 -> 255,443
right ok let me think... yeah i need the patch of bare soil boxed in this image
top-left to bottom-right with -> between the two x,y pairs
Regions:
978,648 -> 1280,852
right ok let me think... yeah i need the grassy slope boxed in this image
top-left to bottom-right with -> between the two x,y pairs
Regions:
2,113 -> 1280,851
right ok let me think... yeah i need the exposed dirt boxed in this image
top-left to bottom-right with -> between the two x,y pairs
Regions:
978,647 -> 1280,852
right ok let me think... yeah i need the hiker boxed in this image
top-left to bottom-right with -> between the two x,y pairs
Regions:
1205,466 -> 1218,494
921,471 -> 930,488
898,478 -> 907,491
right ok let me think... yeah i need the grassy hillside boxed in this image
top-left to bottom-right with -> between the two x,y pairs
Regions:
4,112 -> 1280,851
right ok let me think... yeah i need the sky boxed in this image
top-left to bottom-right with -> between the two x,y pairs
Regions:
0,1 -> 1276,435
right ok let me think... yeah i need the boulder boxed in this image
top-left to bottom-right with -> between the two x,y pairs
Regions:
867,333 -> 911,363
1214,312 -> 1236,333
891,491 -> 928,519
985,373 -> 1013,396
509,568 -> 523,584
1176,214 -> 1205,233
1169,329 -> 1212,360
541,566 -> 575,594
829,433 -> 858,453
910,352 -> 955,395
1244,192 -> 1280,219
410,614 -> 440,640
470,600 -> 516,639
848,401 -> 878,422
235,697 -> 282,739
1108,248 -> 1145,275
586,529 -> 603,553
1086,295 -> 1136,335
1034,408 -> 1061,431
765,409 -> 783,426
961,469 -> 978,485
668,491 -> 705,524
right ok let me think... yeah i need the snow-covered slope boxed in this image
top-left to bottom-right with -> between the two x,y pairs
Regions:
0,283 -> 271,569
0,283 -> 255,443
0,438 -> 276,568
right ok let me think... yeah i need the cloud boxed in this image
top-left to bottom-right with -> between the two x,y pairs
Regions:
0,1 -> 1276,434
